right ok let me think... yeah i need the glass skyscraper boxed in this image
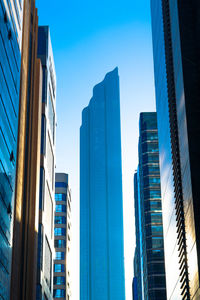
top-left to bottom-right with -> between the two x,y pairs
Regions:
80,68 -> 125,300
133,113 -> 166,300
0,0 -> 23,299
151,1 -> 200,299
36,26 -> 56,300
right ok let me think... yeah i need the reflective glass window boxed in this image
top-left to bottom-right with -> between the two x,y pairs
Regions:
55,193 -> 66,202
53,289 -> 66,298
55,228 -> 66,236
55,216 -> 66,224
41,114 -> 46,155
147,262 -> 165,275
48,91 -> 55,142
147,249 -> 164,262
144,200 -> 162,211
146,237 -> 163,249
145,212 -> 162,224
54,276 -> 65,285
54,264 -> 65,273
56,205 -> 66,213
54,240 -> 66,248
55,252 -> 65,260
144,190 -> 161,199
146,225 -> 163,237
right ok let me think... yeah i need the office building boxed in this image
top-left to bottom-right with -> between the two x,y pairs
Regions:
0,0 -> 23,298
36,26 -> 56,300
10,1 -> 43,299
151,1 -> 200,298
80,68 -> 125,300
133,113 -> 166,299
54,173 -> 71,300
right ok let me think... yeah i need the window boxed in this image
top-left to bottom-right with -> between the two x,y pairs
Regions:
54,276 -> 65,285
55,216 -> 66,224
144,200 -> 162,211
54,240 -> 66,248
46,133 -> 54,189
55,182 -> 67,188
55,193 -> 66,202
54,264 -> 65,273
55,228 -> 66,236
148,262 -> 165,275
55,252 -> 65,260
146,237 -> 163,249
39,167 -> 45,210
147,249 -> 164,262
144,190 -> 161,200
56,204 -> 66,213
53,289 -> 66,298
44,237 -> 52,289
145,212 -> 162,224
41,115 -> 46,155
142,141 -> 158,153
48,89 -> 55,142
146,225 -> 163,237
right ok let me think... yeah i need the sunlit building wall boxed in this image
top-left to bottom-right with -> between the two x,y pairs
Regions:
134,113 -> 167,300
0,0 -> 23,298
10,1 -> 43,299
151,1 -> 200,299
80,68 -> 125,300
36,26 -> 56,300
54,173 -> 71,300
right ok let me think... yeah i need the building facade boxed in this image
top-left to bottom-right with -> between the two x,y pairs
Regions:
134,113 -> 167,300
0,0 -> 23,298
54,173 -> 71,300
10,1 -> 43,299
36,26 -> 56,300
151,1 -> 200,299
80,68 -> 125,300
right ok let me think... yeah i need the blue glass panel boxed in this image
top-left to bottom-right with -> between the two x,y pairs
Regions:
55,216 -> 66,224
54,228 -> 66,236
54,264 -> 65,273
56,204 -> 66,213
55,193 -> 66,202
55,252 -> 65,260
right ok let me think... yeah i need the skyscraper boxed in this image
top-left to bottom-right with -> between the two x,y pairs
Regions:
10,1 -> 42,299
54,173 -> 71,300
36,26 -> 56,300
0,0 -> 23,299
151,1 -> 200,299
80,67 -> 125,300
133,113 -> 167,300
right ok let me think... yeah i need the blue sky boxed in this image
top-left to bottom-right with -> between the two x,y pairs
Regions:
36,1 -> 155,299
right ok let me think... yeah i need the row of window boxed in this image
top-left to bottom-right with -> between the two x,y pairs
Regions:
144,189 -> 161,200
55,251 -> 65,260
53,289 -> 65,298
55,227 -> 66,236
55,193 -> 66,202
55,216 -> 66,224
54,263 -> 65,273
56,204 -> 66,213
55,240 -> 66,248
54,276 -> 66,285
